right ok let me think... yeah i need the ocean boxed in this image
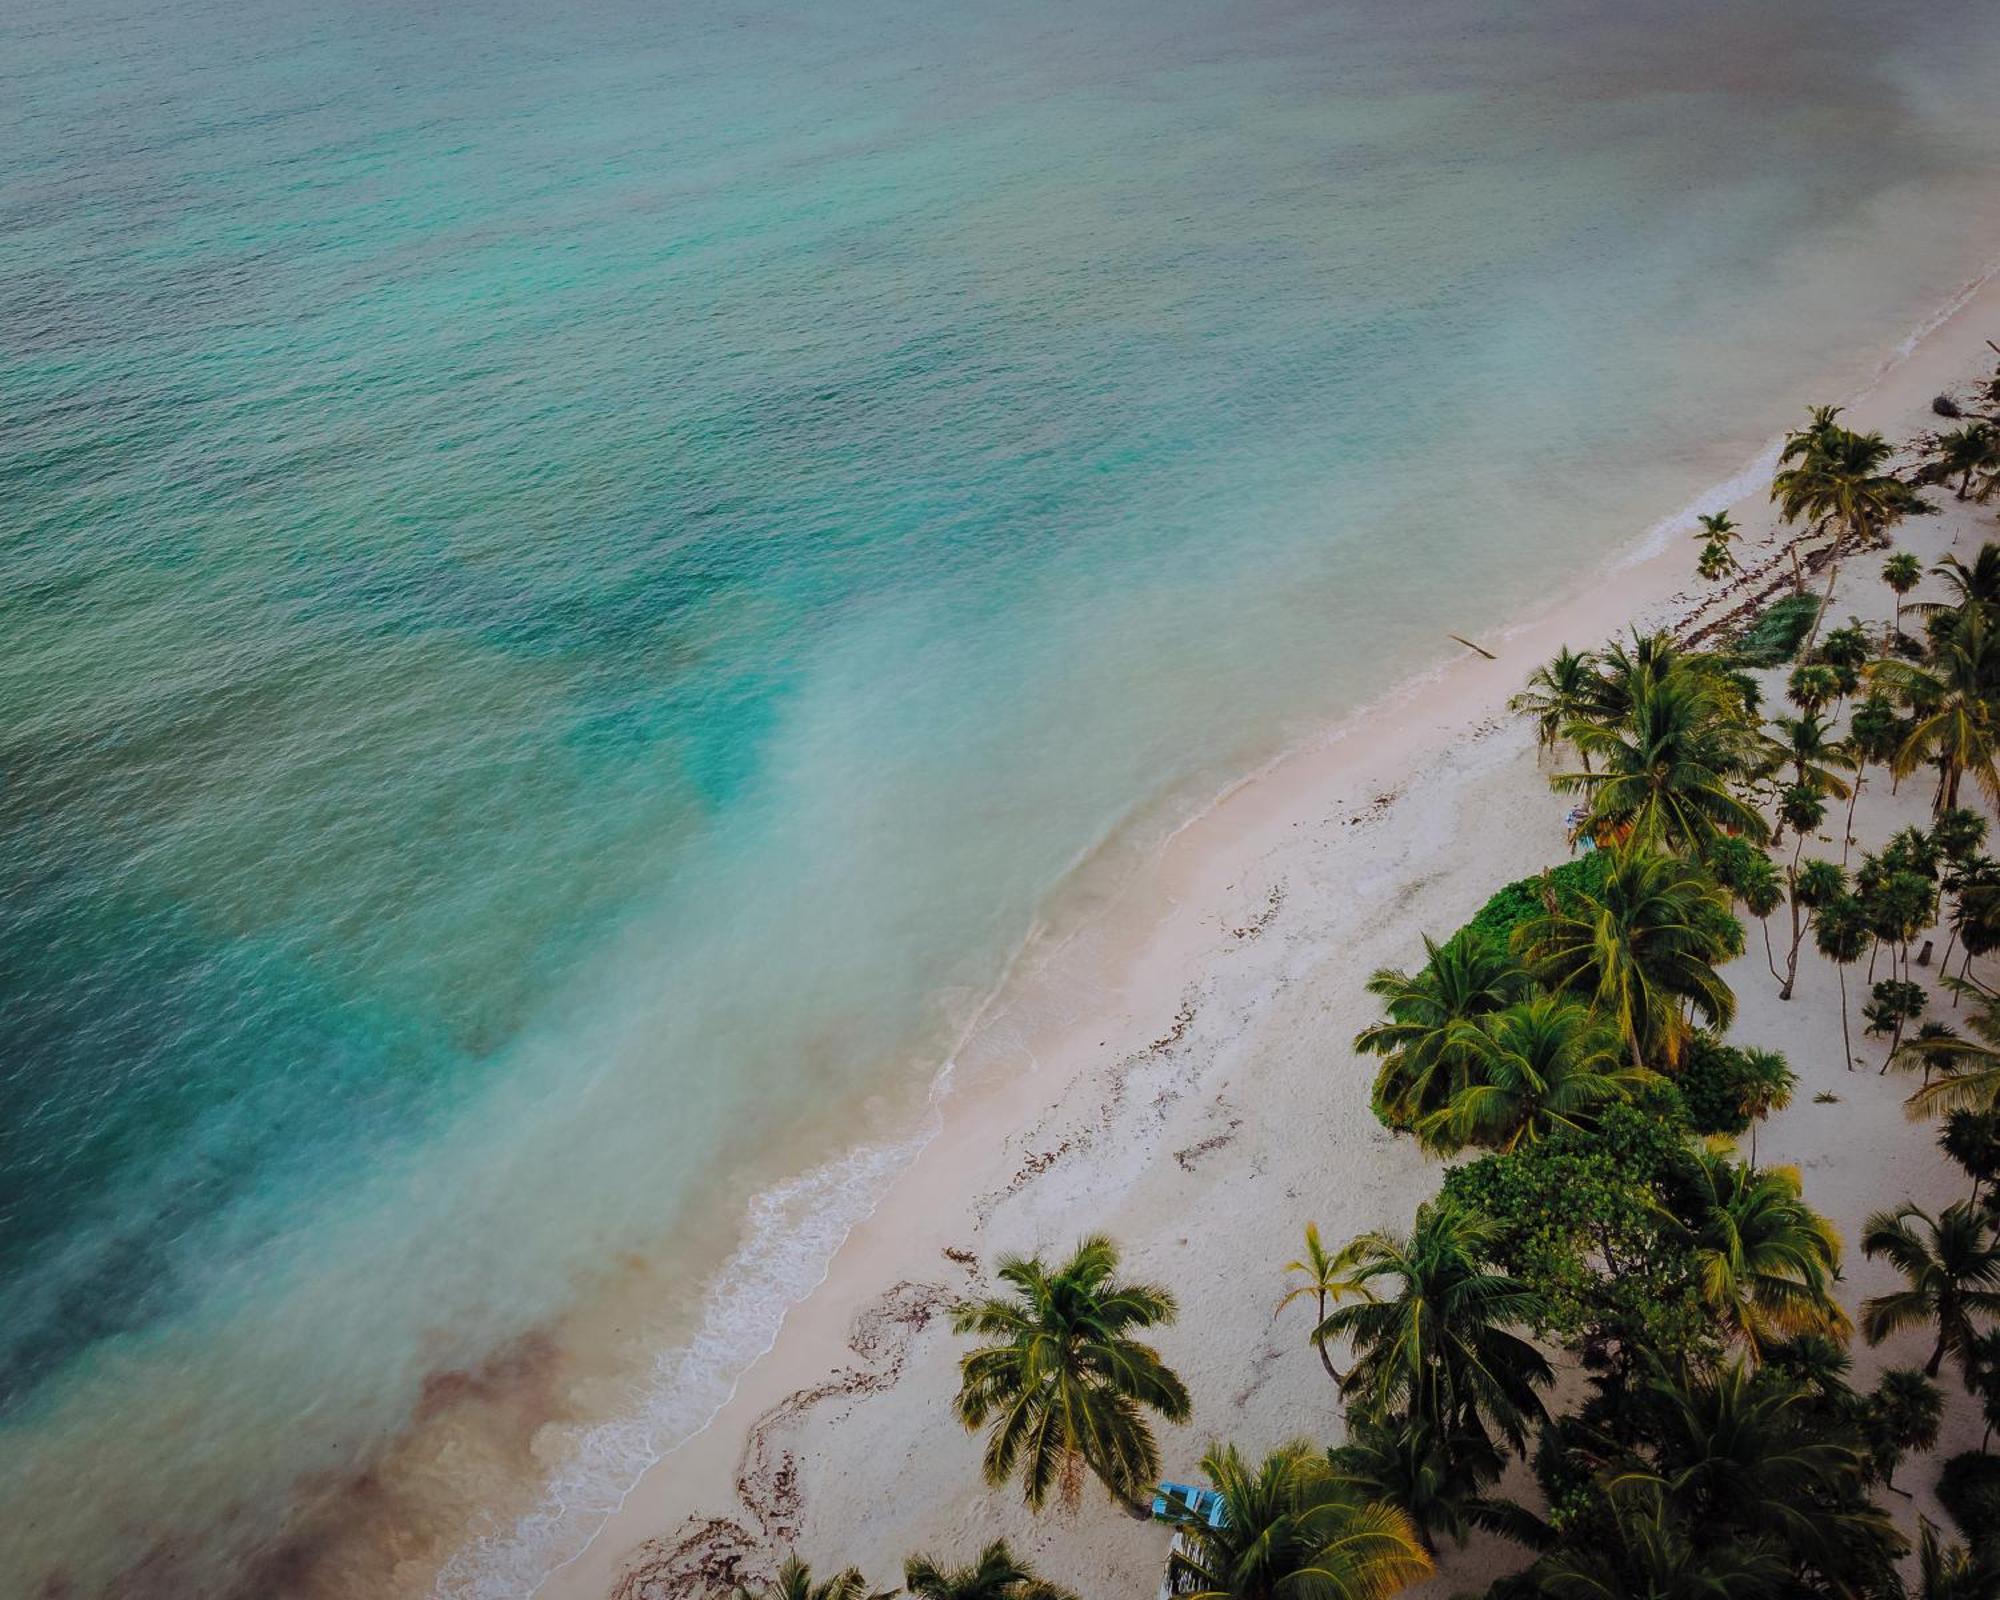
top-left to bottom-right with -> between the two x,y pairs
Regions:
5,0 -> 2000,1592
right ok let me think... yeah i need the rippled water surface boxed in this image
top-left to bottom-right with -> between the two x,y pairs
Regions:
6,0 -> 2000,1592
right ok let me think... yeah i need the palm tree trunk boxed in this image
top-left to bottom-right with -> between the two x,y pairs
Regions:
1928,1333 -> 1948,1379
1844,766 -> 1864,863
1840,965 -> 1854,1069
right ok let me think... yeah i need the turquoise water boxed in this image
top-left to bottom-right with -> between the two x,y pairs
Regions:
6,0 -> 2000,1592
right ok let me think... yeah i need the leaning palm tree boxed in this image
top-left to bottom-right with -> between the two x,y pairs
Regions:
737,1557 -> 893,1600
952,1235 -> 1190,1510
1557,676 -> 1771,856
1517,844 -> 1742,1070
904,1543 -> 1077,1600
1510,645 -> 1599,768
1674,1150 -> 1849,1360
1353,931 -> 1528,1130
1416,995 -> 1653,1155
1166,1440 -> 1433,1600
1875,602 -> 2000,814
1314,1200 -> 1551,1451
1859,1202 -> 2000,1378
1278,1222 -> 1351,1383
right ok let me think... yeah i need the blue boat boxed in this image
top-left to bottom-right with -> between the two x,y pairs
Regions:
1151,1482 -> 1229,1528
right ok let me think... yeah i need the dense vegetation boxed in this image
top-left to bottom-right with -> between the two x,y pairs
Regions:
733,371 -> 2000,1600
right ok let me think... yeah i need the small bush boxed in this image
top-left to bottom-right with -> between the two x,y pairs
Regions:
1679,1036 -> 1755,1136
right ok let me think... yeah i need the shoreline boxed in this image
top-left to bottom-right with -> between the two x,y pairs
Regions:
503,271 -> 2000,1600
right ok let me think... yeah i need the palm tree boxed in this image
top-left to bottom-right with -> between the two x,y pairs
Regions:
1675,1151 -> 1848,1359
1556,676 -> 1770,856
1899,980 -> 2000,1118
1774,422 -> 1924,654
1279,1223 -> 1351,1383
1518,844 -> 1742,1071
1928,423 -> 2000,500
1165,1440 -> 1433,1600
1844,693 -> 1901,857
1510,646 -> 1599,768
1769,712 -> 1855,802
1939,1109 -> 2000,1203
1865,1368 -> 1943,1494
1915,1520 -> 1989,1600
904,1544 -> 1077,1600
1325,1415 -> 1504,1554
1416,995 -> 1653,1154
1883,552 -> 1923,653
1530,1484 -> 1785,1600
952,1235 -> 1190,1510
1616,1361 -> 1897,1586
1814,895 -> 1869,1069
737,1557 -> 893,1600
1875,603 -> 2000,814
1733,1046 -> 1795,1164
1916,545 -> 2000,621
1353,931 -> 1527,1130
1859,1202 -> 2000,1378
1314,1201 -> 1552,1451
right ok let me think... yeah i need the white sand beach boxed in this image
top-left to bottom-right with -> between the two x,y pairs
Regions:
532,275 -> 2000,1600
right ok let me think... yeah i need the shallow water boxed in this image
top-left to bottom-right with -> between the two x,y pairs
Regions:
5,0 -> 2000,1592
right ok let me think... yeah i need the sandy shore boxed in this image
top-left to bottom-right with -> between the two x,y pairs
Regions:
531,275 -> 2000,1600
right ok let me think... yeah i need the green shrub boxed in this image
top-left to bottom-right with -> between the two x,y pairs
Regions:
1938,1451 -> 2000,1549
1449,850 -> 1614,955
1734,592 -> 1823,668
1679,1035 -> 1755,1135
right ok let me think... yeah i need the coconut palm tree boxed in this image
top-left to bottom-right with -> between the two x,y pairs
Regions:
1556,677 -> 1770,856
1772,423 -> 1916,549
1940,1109 -> 2000,1204
1918,545 -> 2000,621
1510,646 -> 1599,768
1901,980 -> 2000,1118
1279,1222 -> 1351,1384
1324,1416 -> 1505,1554
737,1557 -> 893,1600
1165,1440 -> 1433,1600
1674,1151 -> 1848,1359
1769,712 -> 1855,803
1875,603 -> 2000,814
1617,1361 -> 1899,1588
1928,424 -> 2000,500
1529,1484 -> 1785,1600
904,1544 -> 1077,1600
1915,1520 -> 1990,1600
1353,931 -> 1528,1130
952,1235 -> 1190,1510
1774,423 -> 1925,655
1859,1202 -> 2000,1378
1416,995 -> 1654,1155
1518,844 -> 1742,1071
1314,1201 -> 1551,1452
